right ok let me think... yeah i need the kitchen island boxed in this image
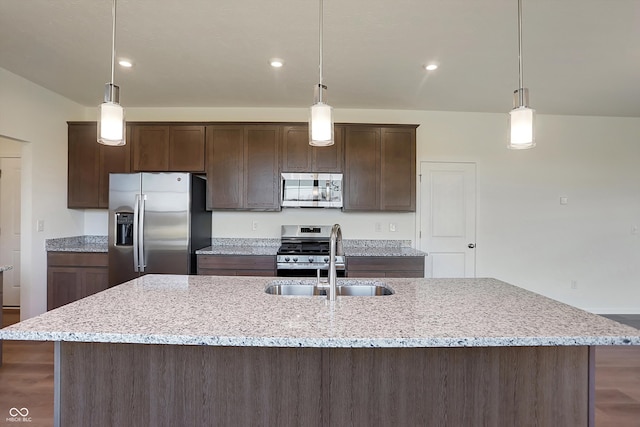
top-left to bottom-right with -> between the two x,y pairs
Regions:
1,275 -> 639,426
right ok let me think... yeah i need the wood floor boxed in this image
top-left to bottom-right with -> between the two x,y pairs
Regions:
1,309 -> 639,427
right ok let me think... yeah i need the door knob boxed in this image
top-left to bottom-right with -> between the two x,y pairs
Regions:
468,243 -> 475,249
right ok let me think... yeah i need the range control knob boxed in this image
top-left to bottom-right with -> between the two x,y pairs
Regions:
292,257 -> 298,262
324,256 -> 329,263
308,256 -> 314,263
284,256 -> 290,262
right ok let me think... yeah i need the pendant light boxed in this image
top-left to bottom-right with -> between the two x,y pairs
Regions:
309,0 -> 334,146
508,0 -> 535,149
98,0 -> 126,146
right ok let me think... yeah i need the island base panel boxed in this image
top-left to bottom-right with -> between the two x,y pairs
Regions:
58,343 -> 592,427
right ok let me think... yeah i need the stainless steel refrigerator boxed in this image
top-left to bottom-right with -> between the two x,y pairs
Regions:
108,172 -> 211,286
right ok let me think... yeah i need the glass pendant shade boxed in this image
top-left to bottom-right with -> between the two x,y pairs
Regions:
98,83 -> 125,146
98,102 -> 125,146
309,102 -> 334,146
508,106 -> 535,149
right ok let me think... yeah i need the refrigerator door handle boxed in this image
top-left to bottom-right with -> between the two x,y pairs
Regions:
138,194 -> 147,272
133,194 -> 140,272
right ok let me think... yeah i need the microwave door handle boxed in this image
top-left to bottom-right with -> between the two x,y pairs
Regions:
138,194 -> 146,272
133,194 -> 140,272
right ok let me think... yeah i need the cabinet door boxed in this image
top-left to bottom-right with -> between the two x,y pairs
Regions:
82,269 -> 110,298
312,125 -> 343,172
380,127 -> 416,211
169,125 -> 205,172
245,126 -> 280,210
281,126 -> 311,172
98,126 -> 131,208
206,125 -> 245,209
68,123 -> 100,208
47,253 -> 109,310
282,125 -> 343,173
68,122 -> 130,209
132,125 -> 170,171
343,127 -> 380,210
47,267 -> 82,310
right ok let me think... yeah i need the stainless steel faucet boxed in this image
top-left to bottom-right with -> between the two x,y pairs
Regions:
328,223 -> 343,301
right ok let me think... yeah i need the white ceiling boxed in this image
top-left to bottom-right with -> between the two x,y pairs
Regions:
1,0 -> 639,117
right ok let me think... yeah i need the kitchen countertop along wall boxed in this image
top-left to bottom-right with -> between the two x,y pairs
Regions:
45,236 -> 427,257
45,235 -> 107,253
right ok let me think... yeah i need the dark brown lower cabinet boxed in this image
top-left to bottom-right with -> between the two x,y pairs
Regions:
57,342 -> 592,427
47,252 -> 109,310
197,255 -> 276,276
347,256 -> 425,278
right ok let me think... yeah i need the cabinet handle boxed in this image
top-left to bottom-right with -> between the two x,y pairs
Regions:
468,243 -> 475,249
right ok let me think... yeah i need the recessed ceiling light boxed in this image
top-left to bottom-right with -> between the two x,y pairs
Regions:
270,59 -> 284,68
424,64 -> 438,71
118,59 -> 133,68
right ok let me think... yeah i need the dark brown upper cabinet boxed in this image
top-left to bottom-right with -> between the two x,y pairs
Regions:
132,124 -> 205,172
206,125 -> 281,211
67,122 -> 130,209
281,125 -> 343,173
343,125 -> 416,212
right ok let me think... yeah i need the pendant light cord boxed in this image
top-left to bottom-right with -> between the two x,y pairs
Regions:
517,0 -> 523,104
318,0 -> 324,103
110,0 -> 117,86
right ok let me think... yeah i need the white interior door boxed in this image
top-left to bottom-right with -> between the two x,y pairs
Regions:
0,157 -> 21,307
419,162 -> 476,278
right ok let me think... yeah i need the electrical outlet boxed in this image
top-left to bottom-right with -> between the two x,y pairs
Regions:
375,222 -> 381,232
252,221 -> 258,231
389,223 -> 397,232
37,219 -> 45,232
571,280 -> 577,289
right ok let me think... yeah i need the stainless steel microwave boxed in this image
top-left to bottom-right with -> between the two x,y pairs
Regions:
281,173 -> 343,208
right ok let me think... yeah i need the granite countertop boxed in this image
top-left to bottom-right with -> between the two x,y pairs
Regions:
45,236 -> 107,253
0,265 -> 13,273
196,238 -> 280,256
47,236 -> 426,257
196,238 -> 427,257
1,275 -> 638,348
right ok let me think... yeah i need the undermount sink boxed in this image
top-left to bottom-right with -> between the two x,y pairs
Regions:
265,280 -> 394,297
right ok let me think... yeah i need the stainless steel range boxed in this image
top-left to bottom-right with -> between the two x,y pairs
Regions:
276,225 -> 346,277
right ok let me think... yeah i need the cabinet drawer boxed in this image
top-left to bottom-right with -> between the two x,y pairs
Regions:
47,252 -> 108,267
347,256 -> 424,272
197,255 -> 275,271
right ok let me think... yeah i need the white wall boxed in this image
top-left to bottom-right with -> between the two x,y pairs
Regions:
2,74 -> 639,317
412,111 -> 640,313
0,67 -> 85,319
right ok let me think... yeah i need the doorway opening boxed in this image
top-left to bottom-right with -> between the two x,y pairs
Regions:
0,136 -> 22,309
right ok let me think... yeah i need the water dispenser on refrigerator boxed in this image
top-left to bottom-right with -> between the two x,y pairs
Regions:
115,212 -> 134,246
